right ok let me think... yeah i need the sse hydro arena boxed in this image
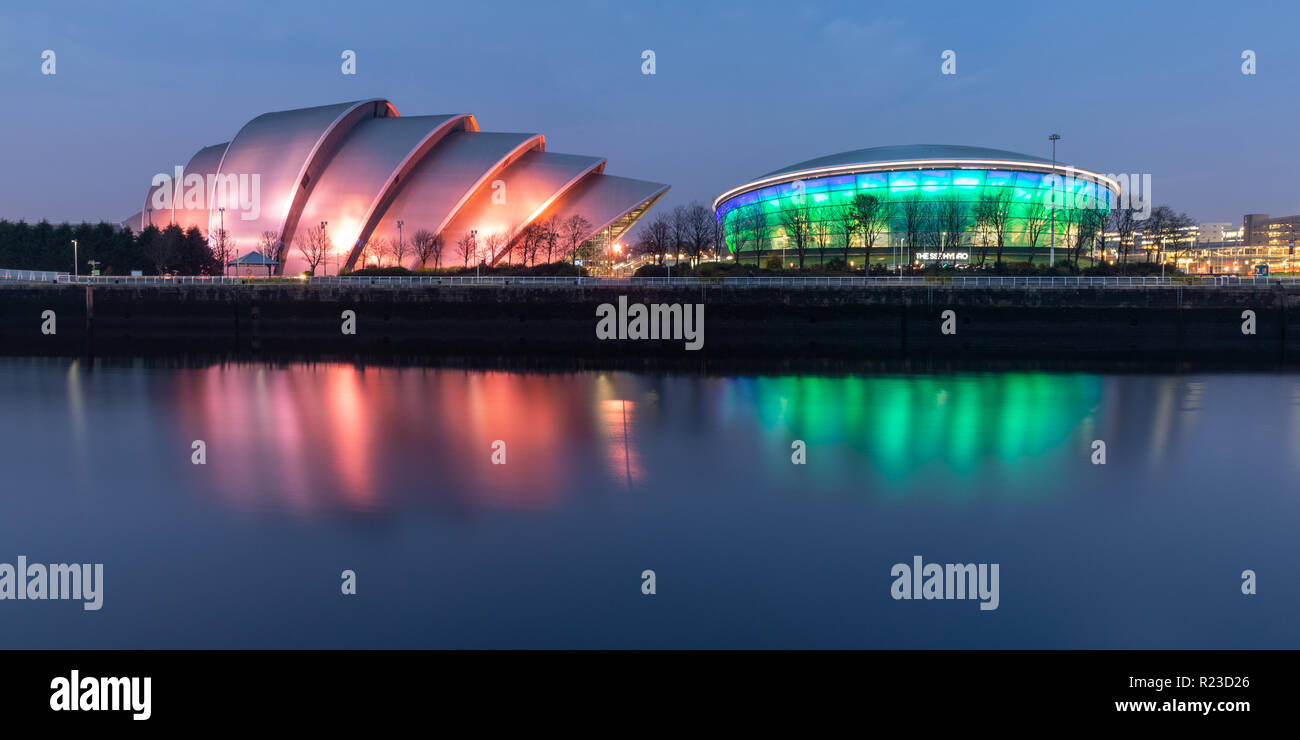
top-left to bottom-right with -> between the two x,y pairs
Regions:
712,145 -> 1121,267
127,99 -> 668,276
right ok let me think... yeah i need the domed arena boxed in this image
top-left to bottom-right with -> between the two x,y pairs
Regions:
712,145 -> 1120,268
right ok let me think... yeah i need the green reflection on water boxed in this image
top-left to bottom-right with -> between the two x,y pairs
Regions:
743,373 -> 1103,480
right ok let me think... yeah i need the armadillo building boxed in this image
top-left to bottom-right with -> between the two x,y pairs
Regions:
128,99 -> 669,275
713,145 -> 1120,266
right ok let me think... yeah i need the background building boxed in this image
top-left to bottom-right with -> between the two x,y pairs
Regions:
712,145 -> 1119,268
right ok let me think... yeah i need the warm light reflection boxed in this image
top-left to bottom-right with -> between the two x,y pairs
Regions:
170,364 -> 611,517
601,398 -> 643,485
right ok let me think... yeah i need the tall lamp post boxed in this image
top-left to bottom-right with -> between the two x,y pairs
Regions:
218,206 -> 226,276
320,221 -> 329,276
396,219 -> 404,270
72,239 -> 78,277
470,229 -> 478,280
1049,133 -> 1061,268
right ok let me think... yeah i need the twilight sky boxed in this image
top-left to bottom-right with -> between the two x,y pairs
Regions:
1,0 -> 1296,226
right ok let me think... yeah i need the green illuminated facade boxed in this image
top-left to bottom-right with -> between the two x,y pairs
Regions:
713,145 -> 1120,266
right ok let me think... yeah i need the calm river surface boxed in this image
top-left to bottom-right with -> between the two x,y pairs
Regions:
0,357 -> 1296,648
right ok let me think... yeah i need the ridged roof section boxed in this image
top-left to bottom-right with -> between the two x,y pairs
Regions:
760,144 -> 1057,179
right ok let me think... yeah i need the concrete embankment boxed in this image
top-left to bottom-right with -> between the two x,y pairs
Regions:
0,282 -> 1296,364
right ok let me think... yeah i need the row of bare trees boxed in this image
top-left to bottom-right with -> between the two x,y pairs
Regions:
277,213 -> 599,274
632,202 -> 720,266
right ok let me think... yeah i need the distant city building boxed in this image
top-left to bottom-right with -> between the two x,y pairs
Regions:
1242,213 -> 1300,248
1196,222 -> 1238,245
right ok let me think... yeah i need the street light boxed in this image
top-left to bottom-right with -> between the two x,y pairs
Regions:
320,221 -> 328,276
218,207 -> 226,276
1049,133 -> 1061,268
72,239 -> 78,277
396,219 -> 404,269
470,229 -> 479,280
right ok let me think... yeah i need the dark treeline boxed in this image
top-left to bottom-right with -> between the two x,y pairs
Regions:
0,221 -> 222,276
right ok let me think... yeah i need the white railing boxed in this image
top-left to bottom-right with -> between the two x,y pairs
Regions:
4,271 -> 1298,288
0,268 -> 69,283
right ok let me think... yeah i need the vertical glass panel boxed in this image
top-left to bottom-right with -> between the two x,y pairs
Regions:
920,170 -> 951,192
858,172 -> 888,190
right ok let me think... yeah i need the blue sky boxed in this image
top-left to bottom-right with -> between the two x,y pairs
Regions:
1,0 -> 1297,224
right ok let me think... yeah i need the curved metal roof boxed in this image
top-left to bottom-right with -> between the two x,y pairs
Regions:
140,141 -> 228,233
547,174 -> 671,247
760,144 -> 1055,178
132,100 -> 668,275
294,114 -> 471,272
715,143 -> 1116,213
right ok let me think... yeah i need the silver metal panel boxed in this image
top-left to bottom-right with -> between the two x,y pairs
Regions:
544,173 -> 671,247
288,115 -> 468,275
140,142 -> 228,233
212,99 -> 392,271
437,150 -> 605,267
357,131 -> 542,266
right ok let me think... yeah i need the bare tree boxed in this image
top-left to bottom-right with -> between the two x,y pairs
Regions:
412,229 -> 440,269
515,222 -> 540,266
258,230 -> 280,274
561,214 -> 592,262
209,227 -> 234,275
830,203 -> 858,267
779,197 -> 813,269
1022,200 -> 1049,266
539,216 -> 560,264
364,237 -> 387,267
1144,205 -> 1193,267
295,227 -> 330,275
899,191 -> 929,268
973,190 -> 1012,267
722,207 -> 748,264
850,193 -> 891,271
636,214 -> 673,266
456,232 -> 477,267
938,194 -> 969,255
1074,208 -> 1106,269
749,205 -> 772,267
710,209 -> 726,263
482,232 -> 508,265
1108,205 -> 1137,269
685,202 -> 713,265
390,231 -> 410,268
813,217 -> 831,267
668,205 -> 690,268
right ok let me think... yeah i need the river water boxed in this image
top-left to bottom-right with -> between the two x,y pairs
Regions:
0,357 -> 1295,648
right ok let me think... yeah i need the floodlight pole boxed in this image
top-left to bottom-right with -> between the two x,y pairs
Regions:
320,221 -> 328,276
1049,134 -> 1060,268
219,207 -> 226,276
72,240 -> 78,277
396,219 -> 404,270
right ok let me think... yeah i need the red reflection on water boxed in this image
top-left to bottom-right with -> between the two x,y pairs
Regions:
170,364 -> 613,516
